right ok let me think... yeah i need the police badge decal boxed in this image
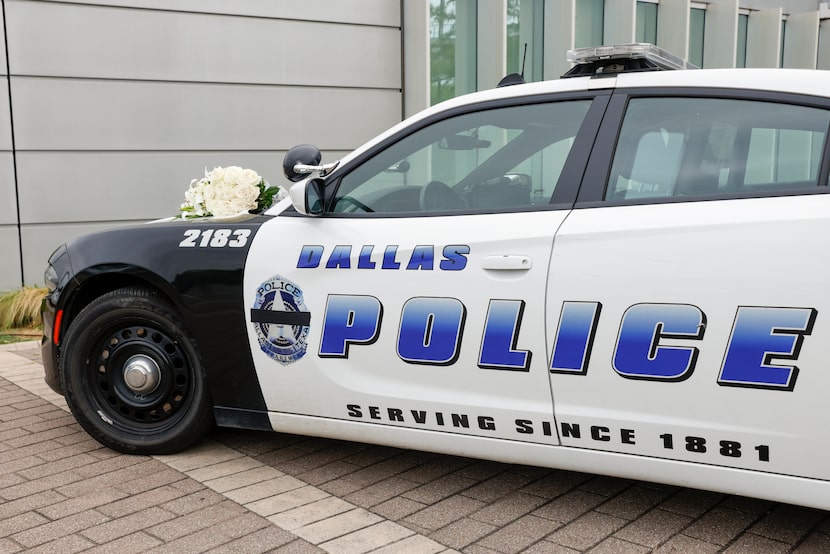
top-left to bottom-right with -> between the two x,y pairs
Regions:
250,275 -> 311,365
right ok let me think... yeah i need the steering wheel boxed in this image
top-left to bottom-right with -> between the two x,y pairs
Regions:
335,196 -> 374,213
420,180 -> 465,212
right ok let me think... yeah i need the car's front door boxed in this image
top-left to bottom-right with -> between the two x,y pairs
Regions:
243,94 -> 605,445
546,90 -> 830,480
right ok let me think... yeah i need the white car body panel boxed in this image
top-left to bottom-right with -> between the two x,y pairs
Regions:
251,65 -> 830,510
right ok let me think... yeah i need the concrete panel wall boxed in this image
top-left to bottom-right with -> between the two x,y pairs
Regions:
0,1 -> 19,290
4,0 -> 403,289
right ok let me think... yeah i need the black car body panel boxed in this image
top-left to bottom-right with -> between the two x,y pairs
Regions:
41,216 -> 271,429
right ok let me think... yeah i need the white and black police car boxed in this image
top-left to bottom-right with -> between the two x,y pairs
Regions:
42,44 -> 830,510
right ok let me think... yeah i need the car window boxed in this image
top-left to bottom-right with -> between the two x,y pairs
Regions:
606,97 -> 830,201
332,100 -> 592,214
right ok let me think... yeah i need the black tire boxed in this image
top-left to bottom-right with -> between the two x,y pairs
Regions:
60,286 -> 213,454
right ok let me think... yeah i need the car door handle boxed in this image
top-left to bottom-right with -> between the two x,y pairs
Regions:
480,255 -> 532,270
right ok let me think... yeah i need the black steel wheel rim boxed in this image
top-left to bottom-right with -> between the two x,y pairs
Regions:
85,321 -> 193,431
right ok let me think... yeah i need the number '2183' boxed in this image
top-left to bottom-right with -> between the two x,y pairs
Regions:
179,229 -> 251,248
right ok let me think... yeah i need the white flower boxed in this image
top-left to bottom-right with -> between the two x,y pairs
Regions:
180,166 -> 280,218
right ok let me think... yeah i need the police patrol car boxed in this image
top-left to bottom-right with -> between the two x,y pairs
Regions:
41,44 -> 830,510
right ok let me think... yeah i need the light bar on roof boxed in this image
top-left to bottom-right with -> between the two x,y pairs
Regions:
567,43 -> 698,71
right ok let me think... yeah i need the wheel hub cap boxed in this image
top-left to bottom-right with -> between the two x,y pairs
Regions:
122,354 -> 161,394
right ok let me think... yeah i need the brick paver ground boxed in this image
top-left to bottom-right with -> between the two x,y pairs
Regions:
2,340 -> 830,553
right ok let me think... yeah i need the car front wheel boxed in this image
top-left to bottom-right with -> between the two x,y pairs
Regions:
60,286 -> 212,454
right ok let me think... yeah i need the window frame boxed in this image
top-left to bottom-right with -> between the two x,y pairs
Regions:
314,90 -> 611,218
576,87 -> 830,208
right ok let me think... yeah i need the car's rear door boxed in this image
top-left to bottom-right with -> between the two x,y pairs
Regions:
546,86 -> 830,480
243,91 -> 608,447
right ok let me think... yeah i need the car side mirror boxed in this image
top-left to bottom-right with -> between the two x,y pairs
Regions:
289,178 -> 326,216
283,144 -> 340,182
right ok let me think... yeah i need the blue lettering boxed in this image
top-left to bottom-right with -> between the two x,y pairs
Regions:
358,245 -> 376,269
325,245 -> 352,269
397,297 -> 465,365
297,245 -> 323,268
319,295 -> 383,357
406,245 -> 435,270
382,245 -> 401,269
439,245 -> 470,271
613,303 -> 705,381
550,302 -> 602,374
718,306 -> 816,390
479,300 -> 531,371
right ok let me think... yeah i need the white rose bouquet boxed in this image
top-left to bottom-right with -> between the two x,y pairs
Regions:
180,166 -> 285,218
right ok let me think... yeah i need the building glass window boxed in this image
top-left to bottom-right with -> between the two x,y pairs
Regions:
737,13 -> 748,68
430,0 -> 478,105
507,0 -> 544,81
636,2 -> 658,44
575,0 -> 603,48
689,7 -> 705,67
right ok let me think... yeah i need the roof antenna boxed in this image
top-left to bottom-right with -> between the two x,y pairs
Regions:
497,43 -> 528,87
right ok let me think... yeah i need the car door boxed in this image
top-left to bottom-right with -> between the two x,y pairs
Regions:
242,92 -> 607,445
547,89 -> 830,480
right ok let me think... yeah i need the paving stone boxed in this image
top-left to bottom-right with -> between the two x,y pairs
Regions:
18,452 -> 101,480
294,508 -> 384,544
595,484 -> 671,520
579,475 -> 634,497
402,473 -> 476,504
296,459 -> 363,486
269,496 -> 355,531
319,520 -> 413,553
613,507 -> 693,548
0,537 -> 24,553
246,484 -> 330,517
476,514 -> 563,553
794,530 -> 830,553
405,494 -> 486,530
522,540 -> 580,553
21,533 -> 94,554
207,525 -> 298,553
462,472 -> 535,503
519,471 -> 591,499
344,476 -> 419,507
0,512 -> 50,538
721,532 -> 790,553
82,507 -> 175,543
547,511 -> 628,551
0,490 -> 68,520
372,496 -> 428,520
147,500 -> 247,541
653,534 -> 721,553
81,531 -> 163,554
590,536 -> 651,553
158,442 -> 244,472
469,491 -> 548,527
748,504 -> 826,545
370,533 -> 447,553
159,488 -> 226,516
11,509 -> 111,548
205,465 -> 286,495
658,488 -> 726,518
184,455 -> 264,482
682,506 -> 758,546
96,483 -> 191,518
0,469 -> 86,501
317,477 -> 364,497
532,488 -> 607,523
37,488 -> 129,519
430,516 -> 498,549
